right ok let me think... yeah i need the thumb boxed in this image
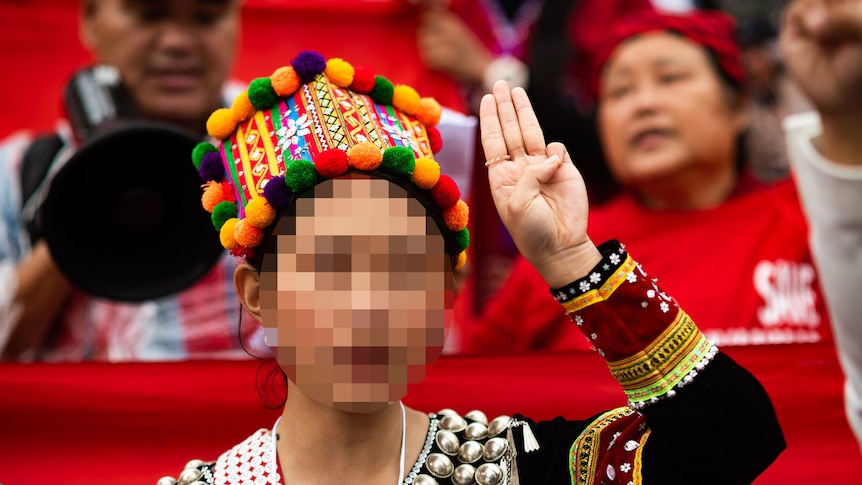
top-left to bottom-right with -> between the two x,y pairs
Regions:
525,154 -> 562,185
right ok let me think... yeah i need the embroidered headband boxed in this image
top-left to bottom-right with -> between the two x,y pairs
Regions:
191,51 -> 469,270
590,9 -> 746,98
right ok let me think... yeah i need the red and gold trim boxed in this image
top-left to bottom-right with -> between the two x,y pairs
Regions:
569,407 -> 650,485
608,310 -> 713,402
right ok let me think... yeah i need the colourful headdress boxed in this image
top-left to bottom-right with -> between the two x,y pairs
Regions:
589,9 -> 746,98
192,51 -> 469,270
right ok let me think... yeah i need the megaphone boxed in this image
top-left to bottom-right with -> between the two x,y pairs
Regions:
37,66 -> 223,302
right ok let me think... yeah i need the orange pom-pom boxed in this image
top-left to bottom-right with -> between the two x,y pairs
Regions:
271,66 -> 301,97
245,197 -> 276,229
347,142 -> 383,171
455,251 -> 467,271
416,97 -> 442,126
234,219 -> 264,247
412,158 -> 440,189
325,58 -> 355,88
201,181 -> 225,212
443,199 -> 469,231
207,108 -> 238,140
219,218 -> 240,249
392,85 -> 421,116
231,91 -> 256,122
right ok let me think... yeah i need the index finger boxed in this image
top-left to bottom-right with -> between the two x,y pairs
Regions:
479,93 -> 507,161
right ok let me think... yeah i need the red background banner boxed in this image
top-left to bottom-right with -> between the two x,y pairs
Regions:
0,343 -> 860,484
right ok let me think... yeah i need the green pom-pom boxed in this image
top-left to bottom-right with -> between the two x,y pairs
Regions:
370,76 -> 394,105
192,142 -> 218,170
381,146 -> 415,175
211,201 -> 237,230
452,227 -> 470,253
283,160 -> 319,194
247,77 -> 280,110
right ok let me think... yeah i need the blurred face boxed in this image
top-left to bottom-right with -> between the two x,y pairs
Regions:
598,32 -> 745,189
258,176 -> 455,413
81,0 -> 239,129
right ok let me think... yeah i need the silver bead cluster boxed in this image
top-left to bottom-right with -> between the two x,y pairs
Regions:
156,459 -> 208,485
628,342 -> 719,410
409,409 -> 512,485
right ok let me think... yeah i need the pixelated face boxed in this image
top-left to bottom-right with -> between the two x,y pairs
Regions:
258,175 -> 455,413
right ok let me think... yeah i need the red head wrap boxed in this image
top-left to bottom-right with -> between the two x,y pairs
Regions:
589,9 -> 746,99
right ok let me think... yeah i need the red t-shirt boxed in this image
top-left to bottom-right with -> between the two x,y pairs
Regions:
458,178 -> 832,353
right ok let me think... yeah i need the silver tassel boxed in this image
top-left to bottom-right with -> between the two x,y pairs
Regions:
510,420 -> 540,453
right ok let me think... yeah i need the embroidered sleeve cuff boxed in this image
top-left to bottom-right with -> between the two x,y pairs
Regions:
550,240 -> 718,408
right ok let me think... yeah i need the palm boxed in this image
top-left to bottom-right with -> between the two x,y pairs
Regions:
479,82 -> 591,271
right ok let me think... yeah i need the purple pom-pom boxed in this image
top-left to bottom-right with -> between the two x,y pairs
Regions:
291,51 -> 327,84
262,175 -> 293,210
199,152 -> 225,182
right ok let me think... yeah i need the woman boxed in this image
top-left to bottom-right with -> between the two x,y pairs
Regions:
158,51 -> 783,484
458,9 -> 832,354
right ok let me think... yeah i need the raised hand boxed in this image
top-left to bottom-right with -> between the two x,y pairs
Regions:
781,0 -> 862,165
479,81 -> 601,288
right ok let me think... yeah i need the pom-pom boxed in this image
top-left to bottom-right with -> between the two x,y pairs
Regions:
453,227 -> 470,253
412,158 -> 440,189
245,197 -> 276,229
381,146 -> 415,175
248,78 -> 279,110
192,142 -> 218,170
283,160 -> 318,193
455,251 -> 467,271
291,51 -> 327,84
443,199 -> 469,231
271,66 -> 301,96
220,181 -> 237,203
231,91 -> 256,121
206,108 -> 237,140
392,85 -> 421,115
416,97 -> 443,126
370,76 -> 395,105
262,175 -> 293,210
350,65 -> 376,93
212,201 -> 238,230
315,149 -> 349,178
347,142 -> 383,171
219,218 -> 240,250
426,126 -> 443,153
325,58 -> 355,88
235,219 -> 264,248
201,181 -> 225,212
431,175 -> 460,209
199,151 -> 225,182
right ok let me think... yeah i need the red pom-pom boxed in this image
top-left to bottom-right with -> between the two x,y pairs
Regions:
426,126 -> 443,153
220,181 -> 237,203
350,65 -> 376,93
315,149 -> 349,178
431,175 -> 460,209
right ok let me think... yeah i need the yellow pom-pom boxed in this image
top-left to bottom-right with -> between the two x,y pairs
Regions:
219,218 -> 240,249
325,58 -> 355,88
443,199 -> 469,231
201,181 -> 225,213
207,108 -> 238,140
231,91 -> 256,122
416,97 -> 442,126
235,219 -> 264,248
245,197 -> 276,229
392,85 -> 421,116
455,251 -> 467,271
412,158 -> 440,190
271,66 -> 301,97
347,142 -> 383,171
